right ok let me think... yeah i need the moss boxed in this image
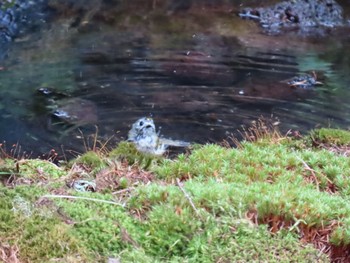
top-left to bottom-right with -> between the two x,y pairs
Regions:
155,142 -> 350,193
19,216 -> 85,261
109,141 -> 162,169
331,218 -> 350,246
74,151 -> 107,172
126,181 -> 328,261
53,191 -> 141,257
0,185 -> 91,262
109,141 -> 141,160
18,159 -> 66,179
185,223 -> 326,262
311,128 -> 350,146
0,158 -> 66,181
4,130 -> 350,261
0,158 -> 18,179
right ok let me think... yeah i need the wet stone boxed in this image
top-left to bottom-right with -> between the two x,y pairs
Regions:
0,0 -> 48,62
50,98 -> 98,127
239,0 -> 344,35
0,0 -> 47,42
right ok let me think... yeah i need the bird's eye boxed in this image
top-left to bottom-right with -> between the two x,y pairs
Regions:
139,121 -> 144,126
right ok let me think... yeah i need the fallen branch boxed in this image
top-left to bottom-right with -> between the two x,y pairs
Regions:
297,157 -> 320,191
42,194 -> 125,207
112,187 -> 135,195
297,156 -> 334,191
176,178 -> 202,219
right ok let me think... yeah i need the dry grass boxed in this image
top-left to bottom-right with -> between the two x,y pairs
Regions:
95,160 -> 154,192
223,116 -> 291,148
0,243 -> 21,263
247,209 -> 341,261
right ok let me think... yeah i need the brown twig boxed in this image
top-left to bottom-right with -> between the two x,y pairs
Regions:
176,178 -> 202,219
297,157 -> 320,191
112,187 -> 135,195
42,194 -> 125,207
0,243 -> 20,263
297,157 -> 334,192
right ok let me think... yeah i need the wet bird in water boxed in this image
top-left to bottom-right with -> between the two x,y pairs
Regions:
128,117 -> 190,155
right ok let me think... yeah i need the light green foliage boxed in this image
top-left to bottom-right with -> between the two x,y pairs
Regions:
55,192 -> 140,257
74,151 -> 107,174
331,218 -> 350,246
109,141 -> 142,161
0,185 -> 90,262
109,141 -> 162,169
127,181 -> 327,261
185,223 -> 324,262
0,158 -> 18,176
130,179 -> 348,230
140,205 -> 201,257
18,159 -> 66,179
155,142 -> 350,193
311,128 -> 350,145
3,132 -> 350,261
0,158 -> 66,180
149,141 -> 350,252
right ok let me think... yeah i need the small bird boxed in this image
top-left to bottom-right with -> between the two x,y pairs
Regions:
128,117 -> 190,155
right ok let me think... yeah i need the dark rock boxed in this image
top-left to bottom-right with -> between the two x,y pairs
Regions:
0,0 -> 48,43
239,0 -> 344,35
0,0 -> 49,62
50,98 -> 98,126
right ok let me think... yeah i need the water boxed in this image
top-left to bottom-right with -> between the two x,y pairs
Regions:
0,2 -> 350,159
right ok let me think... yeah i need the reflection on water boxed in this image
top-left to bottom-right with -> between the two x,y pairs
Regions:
0,3 -> 350,158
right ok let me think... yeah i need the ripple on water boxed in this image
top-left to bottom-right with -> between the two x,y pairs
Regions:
0,4 -> 350,158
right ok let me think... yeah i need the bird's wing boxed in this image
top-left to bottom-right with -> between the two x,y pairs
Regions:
159,138 -> 190,147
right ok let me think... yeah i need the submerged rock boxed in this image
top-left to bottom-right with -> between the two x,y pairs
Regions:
239,0 -> 344,35
50,98 -> 98,126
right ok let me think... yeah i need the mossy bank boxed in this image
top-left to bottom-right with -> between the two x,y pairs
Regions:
1,127 -> 350,262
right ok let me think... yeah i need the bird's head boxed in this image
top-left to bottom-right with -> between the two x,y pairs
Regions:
128,117 -> 156,141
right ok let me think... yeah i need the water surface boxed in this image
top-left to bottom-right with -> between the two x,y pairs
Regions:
0,2 -> 349,158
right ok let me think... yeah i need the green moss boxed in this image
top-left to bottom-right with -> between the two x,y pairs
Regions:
155,142 -> 350,194
119,177 -> 128,189
74,151 -> 107,172
109,141 -> 141,160
311,128 -> 350,145
130,178 -> 349,228
185,223 -> 326,262
4,130 -> 350,261
139,205 -> 201,258
126,180 -> 329,261
109,141 -> 161,169
19,216 -> 85,261
118,248 -> 155,262
53,192 -> 141,257
0,158 -> 18,177
0,186 -> 91,262
0,158 -> 65,180
331,218 -> 350,246
19,159 -> 66,179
